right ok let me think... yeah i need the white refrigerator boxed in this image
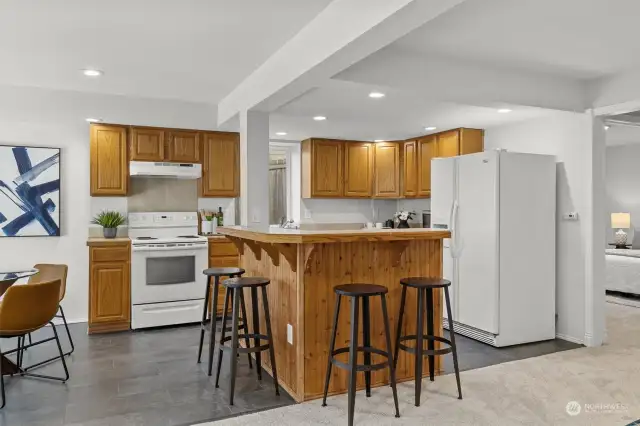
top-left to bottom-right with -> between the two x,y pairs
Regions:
431,150 -> 556,347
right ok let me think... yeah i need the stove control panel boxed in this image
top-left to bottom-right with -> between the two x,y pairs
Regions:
128,212 -> 198,228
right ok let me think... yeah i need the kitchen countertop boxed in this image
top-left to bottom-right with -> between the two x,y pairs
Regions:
86,237 -> 131,246
216,226 -> 450,244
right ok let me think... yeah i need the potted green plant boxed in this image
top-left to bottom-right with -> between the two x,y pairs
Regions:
92,210 -> 126,239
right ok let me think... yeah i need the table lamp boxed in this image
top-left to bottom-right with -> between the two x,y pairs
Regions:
611,212 -> 631,248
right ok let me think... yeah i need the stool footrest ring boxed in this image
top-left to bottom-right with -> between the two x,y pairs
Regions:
330,346 -> 391,372
398,335 -> 453,356
220,333 -> 271,354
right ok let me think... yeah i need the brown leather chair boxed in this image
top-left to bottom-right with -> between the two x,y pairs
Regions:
0,279 -> 70,409
25,264 -> 74,356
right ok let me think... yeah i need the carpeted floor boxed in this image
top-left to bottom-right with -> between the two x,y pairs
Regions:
199,302 -> 640,426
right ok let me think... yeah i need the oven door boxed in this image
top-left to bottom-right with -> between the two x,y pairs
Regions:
131,246 -> 207,304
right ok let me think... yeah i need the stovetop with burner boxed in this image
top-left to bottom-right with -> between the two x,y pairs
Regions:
128,212 -> 208,247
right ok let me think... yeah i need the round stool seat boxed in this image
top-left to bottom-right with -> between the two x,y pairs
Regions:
399,277 -> 451,289
334,283 -> 388,297
203,267 -> 245,277
223,277 -> 270,288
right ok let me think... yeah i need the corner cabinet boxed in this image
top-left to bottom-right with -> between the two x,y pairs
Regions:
88,241 -> 131,334
200,132 -> 240,197
90,124 -> 128,196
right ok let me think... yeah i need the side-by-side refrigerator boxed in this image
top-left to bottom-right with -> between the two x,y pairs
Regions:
431,149 -> 556,347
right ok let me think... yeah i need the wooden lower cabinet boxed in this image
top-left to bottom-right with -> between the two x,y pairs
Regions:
88,241 -> 131,334
208,238 -> 240,314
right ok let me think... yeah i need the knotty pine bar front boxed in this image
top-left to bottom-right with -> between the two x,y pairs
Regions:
215,226 -> 450,402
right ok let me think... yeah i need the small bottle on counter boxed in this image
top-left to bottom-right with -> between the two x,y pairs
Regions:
217,207 -> 224,226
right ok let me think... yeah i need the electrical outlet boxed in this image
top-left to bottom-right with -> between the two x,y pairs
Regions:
287,324 -> 293,344
304,209 -> 312,219
251,210 -> 260,223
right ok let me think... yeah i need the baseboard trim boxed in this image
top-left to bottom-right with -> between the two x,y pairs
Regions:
556,333 -> 584,345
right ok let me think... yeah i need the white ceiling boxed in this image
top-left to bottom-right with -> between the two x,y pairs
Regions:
392,0 -> 640,80
0,0 -> 331,103
270,80 -> 552,141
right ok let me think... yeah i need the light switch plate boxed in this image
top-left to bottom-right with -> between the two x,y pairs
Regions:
287,324 -> 293,344
304,209 -> 312,219
251,210 -> 260,223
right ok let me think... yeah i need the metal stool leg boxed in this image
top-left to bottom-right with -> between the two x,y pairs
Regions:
362,296 -> 372,398
393,285 -> 407,369
228,288 -> 241,405
347,295 -> 359,426
198,275 -> 212,363
238,287 -> 254,369
262,286 -> 280,396
445,287 -> 463,399
322,294 -> 341,406
214,287 -> 231,381
251,287 -> 262,380
415,288 -> 425,407
380,294 -> 400,418
426,288 -> 435,382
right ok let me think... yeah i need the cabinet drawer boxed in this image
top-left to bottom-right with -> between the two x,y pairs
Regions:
209,241 -> 238,257
209,255 -> 239,268
90,246 -> 129,263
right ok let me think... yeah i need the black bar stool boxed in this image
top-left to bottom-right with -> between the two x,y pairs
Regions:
215,276 -> 279,405
197,268 -> 253,376
322,284 -> 400,426
394,277 -> 462,407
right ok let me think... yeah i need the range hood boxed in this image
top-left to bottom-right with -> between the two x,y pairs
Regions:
129,161 -> 202,179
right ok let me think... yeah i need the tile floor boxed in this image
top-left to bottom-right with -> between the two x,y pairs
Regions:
0,322 -> 580,426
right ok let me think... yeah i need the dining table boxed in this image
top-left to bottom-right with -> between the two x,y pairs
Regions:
0,269 -> 38,376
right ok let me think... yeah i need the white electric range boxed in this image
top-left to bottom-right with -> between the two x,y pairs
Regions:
128,212 -> 207,329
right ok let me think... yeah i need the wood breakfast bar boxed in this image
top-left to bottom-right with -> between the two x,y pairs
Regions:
215,226 -> 451,403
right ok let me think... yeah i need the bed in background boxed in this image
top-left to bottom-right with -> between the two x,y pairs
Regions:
606,249 -> 640,296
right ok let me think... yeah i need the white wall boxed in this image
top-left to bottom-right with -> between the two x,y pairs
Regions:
485,111 -> 596,343
0,85 -> 219,323
605,143 -> 640,245
300,198 -> 397,224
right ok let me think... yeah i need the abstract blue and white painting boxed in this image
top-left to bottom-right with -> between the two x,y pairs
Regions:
0,145 -> 60,237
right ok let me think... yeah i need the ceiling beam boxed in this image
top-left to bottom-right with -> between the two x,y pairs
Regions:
217,0 -> 468,126
334,48 -> 588,112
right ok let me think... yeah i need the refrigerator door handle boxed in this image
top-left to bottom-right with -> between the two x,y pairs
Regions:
450,200 -> 461,258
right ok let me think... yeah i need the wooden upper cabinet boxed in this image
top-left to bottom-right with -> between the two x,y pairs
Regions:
437,130 -> 460,158
129,127 -> 165,161
418,136 -> 437,197
403,140 -> 418,197
166,130 -> 200,163
90,124 -> 128,196
302,139 -> 344,198
459,128 -> 484,155
344,142 -> 373,197
373,142 -> 400,198
200,132 -> 239,197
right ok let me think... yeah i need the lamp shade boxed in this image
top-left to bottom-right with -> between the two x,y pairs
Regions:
611,213 -> 631,229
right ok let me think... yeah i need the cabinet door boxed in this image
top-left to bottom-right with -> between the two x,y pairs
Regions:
89,261 -> 130,325
459,128 -> 484,155
90,124 -> 128,196
208,255 -> 240,314
130,127 -> 165,161
311,140 -> 344,197
418,136 -> 437,197
373,142 -> 400,198
403,140 -> 418,197
344,142 -> 373,197
166,130 -> 200,163
200,132 -> 239,197
437,130 -> 460,158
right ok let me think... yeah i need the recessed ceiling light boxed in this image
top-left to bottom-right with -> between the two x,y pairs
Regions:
604,125 -> 610,130
369,92 -> 385,99
85,118 -> 103,123
424,126 -> 437,131
313,116 -> 327,121
374,139 -> 385,143
497,108 -> 512,113
275,132 -> 287,136
82,69 -> 103,77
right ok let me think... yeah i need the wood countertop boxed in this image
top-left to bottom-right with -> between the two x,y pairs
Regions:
216,226 -> 450,244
